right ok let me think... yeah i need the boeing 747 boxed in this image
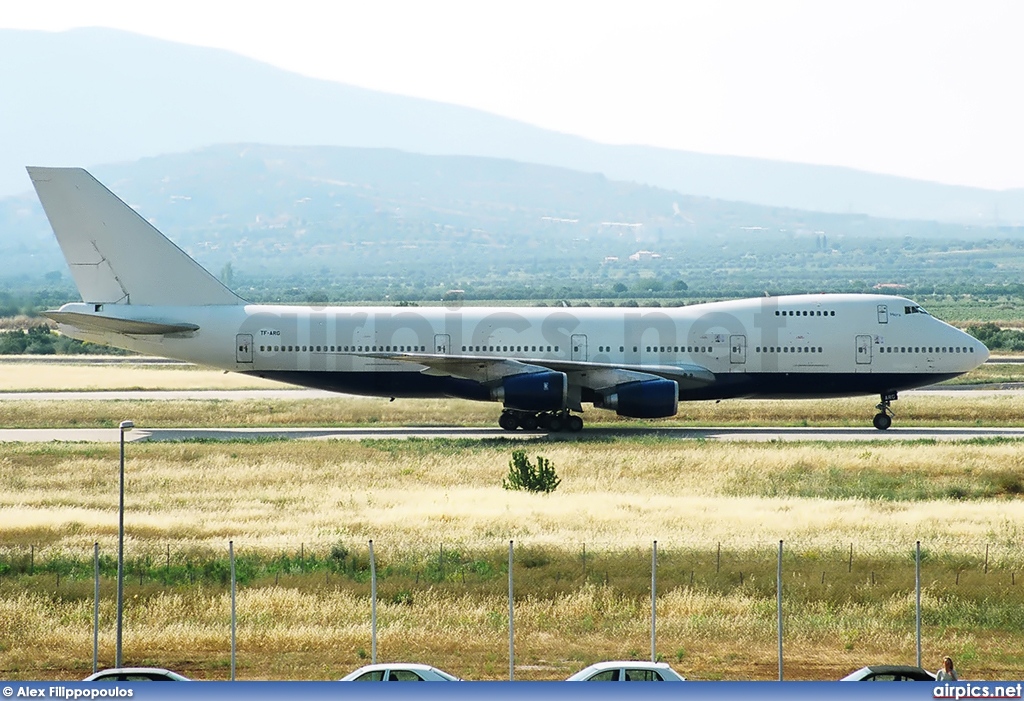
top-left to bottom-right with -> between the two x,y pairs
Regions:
28,167 -> 989,431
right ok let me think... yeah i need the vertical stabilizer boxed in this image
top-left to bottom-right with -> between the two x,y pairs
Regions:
27,167 -> 243,306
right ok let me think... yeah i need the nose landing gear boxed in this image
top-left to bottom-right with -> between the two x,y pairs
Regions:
873,391 -> 897,430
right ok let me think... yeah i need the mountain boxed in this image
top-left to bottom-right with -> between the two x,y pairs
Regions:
5,145 -> 1018,303
3,27 -> 1024,225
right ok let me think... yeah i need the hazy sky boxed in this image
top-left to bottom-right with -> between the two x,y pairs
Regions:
5,0 -> 1023,190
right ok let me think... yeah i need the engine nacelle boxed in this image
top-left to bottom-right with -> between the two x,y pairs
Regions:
597,378 -> 679,418
491,371 -> 567,412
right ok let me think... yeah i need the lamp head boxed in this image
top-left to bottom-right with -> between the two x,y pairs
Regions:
119,420 -> 134,431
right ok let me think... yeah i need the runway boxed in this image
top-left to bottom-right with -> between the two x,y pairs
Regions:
2,424 -> 1024,443
2,384 -> 1023,443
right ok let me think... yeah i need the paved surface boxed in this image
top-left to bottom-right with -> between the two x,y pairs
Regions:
0,385 -> 1019,402
0,389 -> 336,401
2,425 -> 1024,443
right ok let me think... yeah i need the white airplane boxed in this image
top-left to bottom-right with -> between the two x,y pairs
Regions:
28,166 -> 989,431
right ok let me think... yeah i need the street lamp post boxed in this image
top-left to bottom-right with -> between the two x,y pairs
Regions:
115,420 -> 133,668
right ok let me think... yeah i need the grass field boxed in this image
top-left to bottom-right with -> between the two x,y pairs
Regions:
2,360 -> 1024,681
3,437 -> 1024,680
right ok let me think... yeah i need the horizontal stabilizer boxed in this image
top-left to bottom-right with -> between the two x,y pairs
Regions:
43,310 -> 199,336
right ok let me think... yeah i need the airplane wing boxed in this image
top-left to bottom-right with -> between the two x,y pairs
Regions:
364,351 -> 715,390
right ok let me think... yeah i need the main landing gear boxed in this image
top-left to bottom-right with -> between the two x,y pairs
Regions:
499,410 -> 584,433
873,391 -> 897,430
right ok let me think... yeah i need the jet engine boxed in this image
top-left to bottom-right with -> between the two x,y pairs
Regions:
491,371 -> 567,412
596,378 -> 679,418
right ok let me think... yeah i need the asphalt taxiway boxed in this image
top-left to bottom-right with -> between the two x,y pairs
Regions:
2,424 -> 1023,443
2,387 -> 1022,443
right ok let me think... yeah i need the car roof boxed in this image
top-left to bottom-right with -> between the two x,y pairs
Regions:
349,663 -> 436,671
84,667 -> 190,680
840,665 -> 935,681
866,665 -> 933,674
583,660 -> 673,669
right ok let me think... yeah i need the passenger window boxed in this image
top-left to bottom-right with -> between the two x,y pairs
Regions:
625,669 -> 662,681
389,670 -> 425,681
353,671 -> 385,681
587,670 -> 619,681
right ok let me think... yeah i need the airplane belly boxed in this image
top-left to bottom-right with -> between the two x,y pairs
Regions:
242,370 -> 491,400
679,371 -> 961,401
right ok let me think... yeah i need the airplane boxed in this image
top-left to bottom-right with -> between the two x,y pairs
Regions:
27,166 -> 990,432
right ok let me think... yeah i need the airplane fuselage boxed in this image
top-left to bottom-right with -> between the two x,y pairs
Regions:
53,292 -> 987,406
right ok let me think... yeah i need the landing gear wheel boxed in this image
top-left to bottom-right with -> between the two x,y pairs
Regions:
519,414 -> 539,431
546,413 -> 565,432
498,412 -> 519,432
567,414 -> 584,433
873,391 -> 897,430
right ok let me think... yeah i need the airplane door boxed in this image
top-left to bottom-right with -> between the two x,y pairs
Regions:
855,335 -> 872,365
434,334 -> 451,354
730,335 -> 746,365
236,334 -> 253,364
571,334 -> 588,361
877,304 -> 889,324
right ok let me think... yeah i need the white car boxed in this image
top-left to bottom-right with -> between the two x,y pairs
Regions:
340,663 -> 462,681
840,665 -> 936,681
566,660 -> 686,681
83,667 -> 191,681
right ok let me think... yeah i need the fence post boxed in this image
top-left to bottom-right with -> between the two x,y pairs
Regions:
777,540 -> 784,681
651,540 -> 657,663
93,542 -> 99,674
369,539 -> 377,664
915,541 -> 922,668
230,541 -> 236,681
508,540 -> 514,681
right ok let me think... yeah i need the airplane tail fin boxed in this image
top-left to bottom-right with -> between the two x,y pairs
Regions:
27,167 -> 243,306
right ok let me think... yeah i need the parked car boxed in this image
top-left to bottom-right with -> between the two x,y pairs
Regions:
84,667 -> 191,681
840,665 -> 937,681
566,660 -> 686,681
340,663 -> 462,681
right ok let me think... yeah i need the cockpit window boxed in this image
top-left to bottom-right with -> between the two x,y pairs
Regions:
904,305 -> 930,316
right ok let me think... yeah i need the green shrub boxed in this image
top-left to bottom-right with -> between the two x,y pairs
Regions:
502,450 -> 560,494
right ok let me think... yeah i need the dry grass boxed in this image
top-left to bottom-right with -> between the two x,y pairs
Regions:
3,440 -> 1024,553
3,361 -> 1024,680
4,582 -> 1016,681
0,361 -> 289,391
4,392 -> 1024,429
